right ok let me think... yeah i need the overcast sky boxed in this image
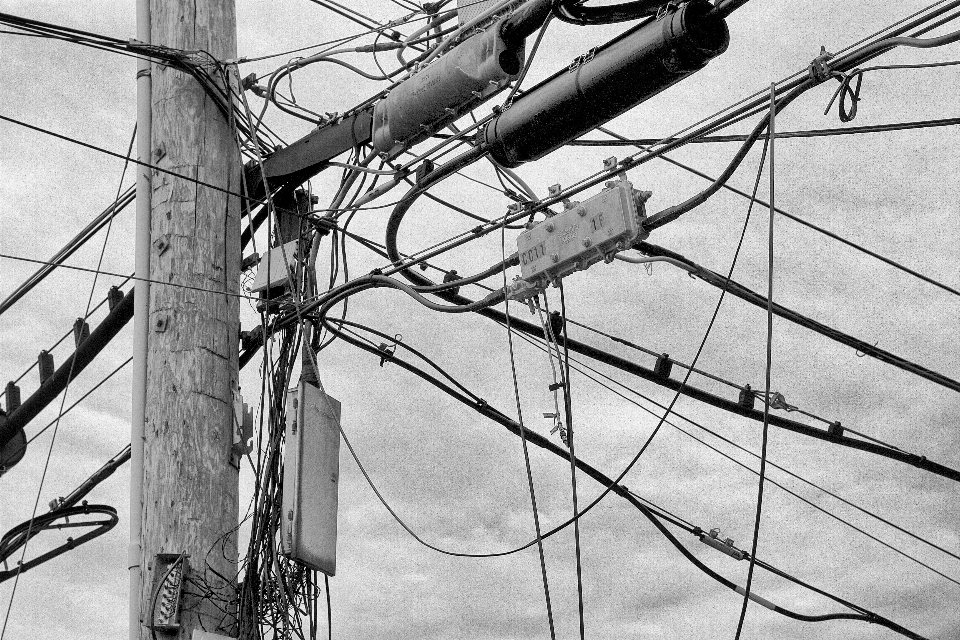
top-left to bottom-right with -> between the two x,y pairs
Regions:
1,0 -> 959,639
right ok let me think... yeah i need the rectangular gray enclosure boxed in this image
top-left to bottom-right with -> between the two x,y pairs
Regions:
282,382 -> 342,576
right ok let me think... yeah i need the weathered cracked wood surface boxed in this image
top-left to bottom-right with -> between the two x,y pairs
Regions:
141,1 -> 240,637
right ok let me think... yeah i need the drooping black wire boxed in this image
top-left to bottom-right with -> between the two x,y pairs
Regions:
733,84 -> 777,640
0,254 -> 259,302
635,240 -> 960,395
506,320 -> 960,589
497,205 -> 557,640
569,116 -> 960,146
552,286 -> 585,640
307,177 -> 960,574
592,123 -> 960,300
319,317 -> 928,639
1,124 -> 136,638
296,201 -> 943,608
554,0 -> 661,24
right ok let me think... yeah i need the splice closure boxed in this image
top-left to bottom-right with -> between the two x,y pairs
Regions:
699,527 -> 745,561
482,0 -> 729,167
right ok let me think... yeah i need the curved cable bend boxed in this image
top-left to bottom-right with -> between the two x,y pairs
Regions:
554,0 -> 662,25
839,26 -> 960,67
317,316 -> 928,639
643,83 -> 809,230
384,145 -> 490,288
640,506 -> 927,638
308,273 -> 506,323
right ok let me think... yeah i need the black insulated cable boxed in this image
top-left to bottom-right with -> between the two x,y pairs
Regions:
377,153 -> 960,479
635,241 -> 960,397
320,318 -> 929,640
554,0 -> 662,24
591,124 -> 960,300
507,323 -> 960,587
378,155 -> 960,480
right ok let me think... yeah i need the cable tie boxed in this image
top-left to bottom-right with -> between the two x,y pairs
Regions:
548,382 -> 564,392
376,342 -> 395,367
767,391 -> 796,412
476,398 -> 488,409
808,46 -> 835,83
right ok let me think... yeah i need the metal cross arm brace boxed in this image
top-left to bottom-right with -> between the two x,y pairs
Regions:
257,110 -> 374,190
0,288 -> 134,455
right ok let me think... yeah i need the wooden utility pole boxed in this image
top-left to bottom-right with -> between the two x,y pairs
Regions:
139,0 -> 240,637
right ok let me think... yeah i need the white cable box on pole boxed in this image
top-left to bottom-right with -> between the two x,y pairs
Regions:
282,381 -> 341,575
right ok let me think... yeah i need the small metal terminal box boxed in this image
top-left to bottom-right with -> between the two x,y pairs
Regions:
150,553 -> 189,633
516,177 -> 649,289
251,239 -> 300,294
281,381 -> 341,576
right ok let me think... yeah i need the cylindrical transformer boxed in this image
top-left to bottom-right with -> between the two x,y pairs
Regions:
372,27 -> 525,157
483,1 -> 729,167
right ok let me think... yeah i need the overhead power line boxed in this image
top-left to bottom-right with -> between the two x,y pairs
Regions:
569,116 -> 960,146
0,254 -> 258,301
636,241 -> 960,395
735,85 -> 778,640
323,317 -> 929,639
593,124 -> 960,300
0,187 -> 134,318
276,210 -> 960,482
507,326 -> 960,588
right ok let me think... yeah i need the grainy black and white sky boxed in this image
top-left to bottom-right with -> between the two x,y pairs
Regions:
1,0 -> 959,638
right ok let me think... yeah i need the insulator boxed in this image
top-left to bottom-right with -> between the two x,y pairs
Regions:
5,382 -> 21,413
738,384 -> 755,410
73,318 -> 90,347
654,353 -> 673,379
107,286 -> 124,311
38,350 -> 55,383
